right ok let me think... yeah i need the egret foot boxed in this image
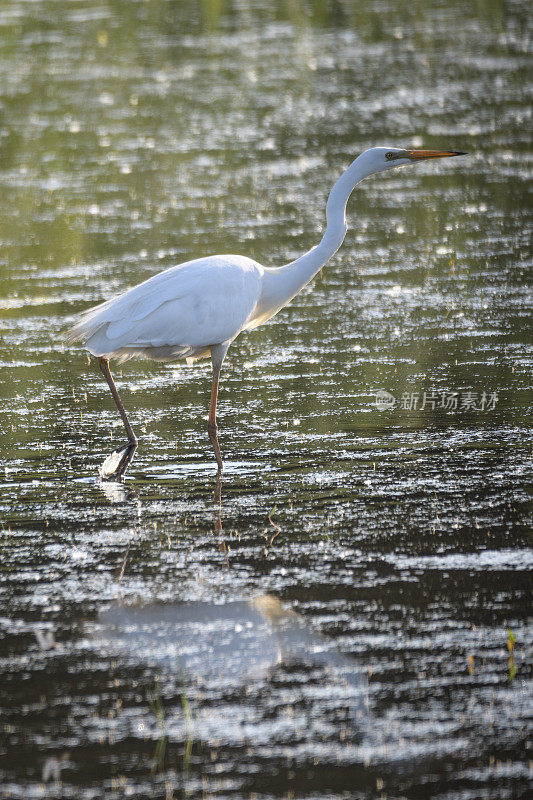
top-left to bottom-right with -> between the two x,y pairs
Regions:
207,422 -> 223,472
99,442 -> 137,482
213,472 -> 222,535
213,471 -> 222,505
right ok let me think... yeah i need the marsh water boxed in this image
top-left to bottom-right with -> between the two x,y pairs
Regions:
0,1 -> 532,798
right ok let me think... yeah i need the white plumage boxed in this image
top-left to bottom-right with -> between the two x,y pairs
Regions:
67,146 -> 464,479
66,255 -> 263,364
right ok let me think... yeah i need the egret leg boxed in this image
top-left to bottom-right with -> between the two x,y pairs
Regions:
98,357 -> 137,481
207,343 -> 229,473
207,366 -> 223,472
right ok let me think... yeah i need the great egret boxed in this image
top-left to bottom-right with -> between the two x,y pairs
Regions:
66,147 -> 465,479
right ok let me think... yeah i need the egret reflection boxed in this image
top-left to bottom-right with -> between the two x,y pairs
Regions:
97,477 -> 138,504
96,595 -> 369,730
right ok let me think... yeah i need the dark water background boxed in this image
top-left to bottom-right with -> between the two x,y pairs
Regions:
0,1 -> 531,798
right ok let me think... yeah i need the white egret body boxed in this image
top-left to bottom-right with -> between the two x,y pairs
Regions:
67,147 -> 464,479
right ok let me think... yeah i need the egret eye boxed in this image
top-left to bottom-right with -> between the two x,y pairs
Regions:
385,152 -> 397,160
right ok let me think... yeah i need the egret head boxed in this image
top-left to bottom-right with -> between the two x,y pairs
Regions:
357,146 -> 466,176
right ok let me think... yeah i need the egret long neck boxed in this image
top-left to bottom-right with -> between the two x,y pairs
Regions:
259,156 -> 367,314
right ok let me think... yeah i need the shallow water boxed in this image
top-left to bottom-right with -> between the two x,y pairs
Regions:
0,1 -> 532,798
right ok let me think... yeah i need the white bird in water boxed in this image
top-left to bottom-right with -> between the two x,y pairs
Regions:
66,147 -> 465,480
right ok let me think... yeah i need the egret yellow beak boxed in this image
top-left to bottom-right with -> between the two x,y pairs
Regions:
407,150 -> 466,160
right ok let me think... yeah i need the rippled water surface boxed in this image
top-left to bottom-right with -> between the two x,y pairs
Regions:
1,1 -> 532,798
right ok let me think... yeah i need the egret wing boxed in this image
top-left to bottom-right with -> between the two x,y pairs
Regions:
66,256 -> 263,360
